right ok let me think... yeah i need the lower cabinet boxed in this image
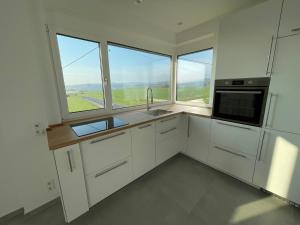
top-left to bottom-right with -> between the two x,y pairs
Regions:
85,157 -> 133,207
53,144 -> 89,223
253,129 -> 300,205
208,119 -> 261,183
131,122 -> 156,179
186,116 -> 211,163
208,145 -> 256,182
156,116 -> 182,165
80,130 -> 133,207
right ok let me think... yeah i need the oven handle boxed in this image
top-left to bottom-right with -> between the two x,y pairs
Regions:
215,90 -> 262,94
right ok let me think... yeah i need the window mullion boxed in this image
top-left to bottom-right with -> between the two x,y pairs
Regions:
100,41 -> 113,113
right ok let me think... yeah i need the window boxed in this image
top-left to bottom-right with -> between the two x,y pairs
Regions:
176,49 -> 213,105
56,34 -> 104,113
107,43 -> 172,109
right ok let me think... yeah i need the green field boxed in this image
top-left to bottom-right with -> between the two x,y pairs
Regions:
67,86 -> 209,113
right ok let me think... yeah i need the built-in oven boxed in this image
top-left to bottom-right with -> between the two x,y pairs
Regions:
212,78 -> 270,127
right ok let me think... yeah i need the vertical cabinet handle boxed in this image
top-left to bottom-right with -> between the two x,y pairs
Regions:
266,36 -> 274,75
67,150 -> 74,173
187,116 -> 190,138
257,131 -> 266,161
265,93 -> 277,128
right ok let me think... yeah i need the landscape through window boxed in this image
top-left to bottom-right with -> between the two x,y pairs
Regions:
177,49 -> 213,105
108,43 -> 171,109
56,34 -> 104,113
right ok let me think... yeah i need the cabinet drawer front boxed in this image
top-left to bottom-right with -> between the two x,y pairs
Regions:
211,120 -> 261,156
208,145 -> 255,183
156,115 -> 180,132
81,131 -> 131,175
131,123 -> 156,179
156,126 -> 179,142
86,157 -> 132,207
156,133 -> 181,165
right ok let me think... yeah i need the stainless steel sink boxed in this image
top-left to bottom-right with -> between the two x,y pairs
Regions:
143,109 -> 173,116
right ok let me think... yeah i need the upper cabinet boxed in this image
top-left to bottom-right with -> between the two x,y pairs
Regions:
216,0 -> 283,79
266,34 -> 300,134
279,0 -> 300,37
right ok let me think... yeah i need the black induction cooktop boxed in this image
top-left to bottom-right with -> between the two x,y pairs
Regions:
71,117 -> 128,137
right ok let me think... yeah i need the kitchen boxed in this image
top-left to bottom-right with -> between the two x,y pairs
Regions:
1,0 -> 300,224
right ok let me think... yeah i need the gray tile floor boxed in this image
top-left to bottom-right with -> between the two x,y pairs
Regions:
2,154 -> 300,225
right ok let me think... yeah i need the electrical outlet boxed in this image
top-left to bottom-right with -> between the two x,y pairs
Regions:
34,123 -> 45,135
47,179 -> 56,191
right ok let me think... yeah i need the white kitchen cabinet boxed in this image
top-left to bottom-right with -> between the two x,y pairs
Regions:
253,129 -> 300,204
186,116 -> 211,163
278,0 -> 300,37
53,144 -> 89,223
85,157 -> 133,207
211,120 -> 261,157
131,123 -> 156,179
208,120 -> 261,182
208,145 -> 256,183
80,130 -> 131,175
156,116 -> 182,165
216,0 -> 282,79
265,35 -> 300,134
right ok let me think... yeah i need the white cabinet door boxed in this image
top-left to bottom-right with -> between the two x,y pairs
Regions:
131,123 -> 156,179
216,0 -> 282,79
156,116 -> 182,165
279,0 -> 300,37
81,131 -> 131,175
85,157 -> 133,207
211,120 -> 261,157
253,129 -> 300,204
208,145 -> 256,183
53,144 -> 89,223
266,35 -> 300,134
186,116 -> 211,163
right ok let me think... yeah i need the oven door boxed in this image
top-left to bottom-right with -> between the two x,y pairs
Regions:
213,88 -> 267,126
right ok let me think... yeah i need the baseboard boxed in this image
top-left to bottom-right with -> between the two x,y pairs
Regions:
0,208 -> 24,223
0,197 -> 60,223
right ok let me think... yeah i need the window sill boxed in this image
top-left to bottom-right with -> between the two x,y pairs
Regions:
175,101 -> 212,109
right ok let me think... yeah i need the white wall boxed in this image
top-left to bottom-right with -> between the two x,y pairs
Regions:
0,0 -> 60,217
0,0 -> 177,218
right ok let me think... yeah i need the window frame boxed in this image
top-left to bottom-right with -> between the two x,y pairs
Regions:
48,27 -> 110,120
175,47 -> 215,108
48,26 -> 174,121
106,42 -> 173,112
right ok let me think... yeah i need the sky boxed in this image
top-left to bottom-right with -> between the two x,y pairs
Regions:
56,34 -> 213,87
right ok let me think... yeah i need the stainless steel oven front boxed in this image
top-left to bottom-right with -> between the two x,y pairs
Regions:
212,78 -> 270,127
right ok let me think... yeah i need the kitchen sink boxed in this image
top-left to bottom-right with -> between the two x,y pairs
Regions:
143,109 -> 173,116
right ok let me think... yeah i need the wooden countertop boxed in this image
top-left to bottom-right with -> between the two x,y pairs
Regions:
46,104 -> 212,150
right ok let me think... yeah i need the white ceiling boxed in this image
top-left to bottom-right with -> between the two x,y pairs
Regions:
44,0 -> 265,41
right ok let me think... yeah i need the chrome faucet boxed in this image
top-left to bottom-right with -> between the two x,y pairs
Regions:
146,87 -> 153,111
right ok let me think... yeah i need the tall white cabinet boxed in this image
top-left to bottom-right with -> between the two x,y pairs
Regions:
279,0 -> 300,37
53,144 -> 89,223
253,129 -> 300,204
265,34 -> 300,134
216,0 -> 282,79
253,2 -> 300,204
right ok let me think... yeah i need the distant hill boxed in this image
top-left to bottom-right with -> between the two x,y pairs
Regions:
66,84 -> 102,93
66,81 -> 170,93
